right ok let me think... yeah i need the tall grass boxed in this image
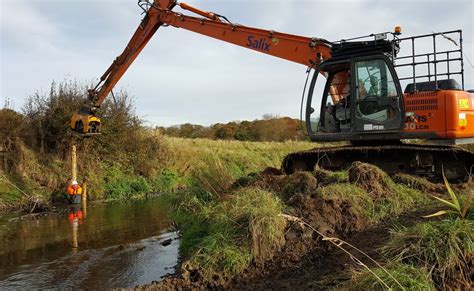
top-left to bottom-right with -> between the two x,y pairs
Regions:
171,187 -> 286,283
159,137 -> 314,195
383,219 -> 474,287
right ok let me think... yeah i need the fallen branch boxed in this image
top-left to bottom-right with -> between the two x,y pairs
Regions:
0,173 -> 30,197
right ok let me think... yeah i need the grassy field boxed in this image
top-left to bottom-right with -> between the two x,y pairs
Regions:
158,137 -> 316,193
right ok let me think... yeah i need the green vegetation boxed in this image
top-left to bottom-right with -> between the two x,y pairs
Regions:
160,137 -> 314,195
0,179 -> 23,211
383,219 -> 473,287
424,171 -> 472,219
1,81 -> 168,209
347,263 -> 435,291
170,187 -> 286,282
392,173 -> 441,192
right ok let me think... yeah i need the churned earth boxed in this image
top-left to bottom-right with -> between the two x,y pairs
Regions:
139,162 -> 473,290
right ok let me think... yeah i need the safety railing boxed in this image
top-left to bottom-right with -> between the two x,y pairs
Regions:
393,30 -> 464,91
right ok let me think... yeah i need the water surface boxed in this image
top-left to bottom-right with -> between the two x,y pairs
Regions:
0,199 -> 178,289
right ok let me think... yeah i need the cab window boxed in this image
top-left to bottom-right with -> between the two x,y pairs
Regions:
355,59 -> 398,122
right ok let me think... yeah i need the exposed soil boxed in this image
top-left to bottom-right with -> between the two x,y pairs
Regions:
140,208 -> 441,290
228,207 -> 443,290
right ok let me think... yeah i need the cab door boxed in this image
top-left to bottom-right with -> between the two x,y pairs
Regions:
353,56 -> 404,132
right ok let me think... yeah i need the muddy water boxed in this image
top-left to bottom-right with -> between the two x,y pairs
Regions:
0,199 -> 179,289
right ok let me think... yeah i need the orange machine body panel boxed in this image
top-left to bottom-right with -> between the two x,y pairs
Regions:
402,90 -> 474,140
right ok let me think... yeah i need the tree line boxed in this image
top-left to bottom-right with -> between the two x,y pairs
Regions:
157,115 -> 307,142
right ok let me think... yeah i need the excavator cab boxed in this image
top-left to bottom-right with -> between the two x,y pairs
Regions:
306,38 -> 404,142
70,105 -> 102,137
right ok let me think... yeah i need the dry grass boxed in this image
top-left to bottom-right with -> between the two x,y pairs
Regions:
383,219 -> 474,288
159,137 -> 315,195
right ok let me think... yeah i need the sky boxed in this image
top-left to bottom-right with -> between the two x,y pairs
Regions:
1,0 -> 473,126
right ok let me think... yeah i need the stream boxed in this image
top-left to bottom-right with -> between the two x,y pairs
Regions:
0,199 -> 179,289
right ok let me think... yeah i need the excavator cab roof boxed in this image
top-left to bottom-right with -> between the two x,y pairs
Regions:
330,39 -> 398,60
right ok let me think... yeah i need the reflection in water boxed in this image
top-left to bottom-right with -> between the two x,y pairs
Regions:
0,199 -> 179,289
68,205 -> 84,250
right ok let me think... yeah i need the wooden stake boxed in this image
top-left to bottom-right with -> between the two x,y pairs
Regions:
71,144 -> 77,181
72,221 -> 78,249
82,180 -> 87,215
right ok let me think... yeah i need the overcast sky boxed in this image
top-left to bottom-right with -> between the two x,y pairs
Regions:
1,0 -> 473,126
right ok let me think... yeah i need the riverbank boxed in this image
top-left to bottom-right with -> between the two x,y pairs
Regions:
147,160 -> 473,290
0,136 -> 316,213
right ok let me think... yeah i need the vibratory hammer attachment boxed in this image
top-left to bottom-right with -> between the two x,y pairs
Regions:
70,104 -> 102,137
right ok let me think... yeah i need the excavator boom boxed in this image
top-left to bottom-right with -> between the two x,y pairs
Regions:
86,0 -> 331,110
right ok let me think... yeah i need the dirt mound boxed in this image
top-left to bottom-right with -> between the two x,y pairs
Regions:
238,171 -> 317,202
221,167 -> 370,285
281,172 -> 318,200
313,166 -> 348,186
392,173 -> 444,193
287,193 -> 367,237
261,166 -> 283,176
348,161 -> 392,199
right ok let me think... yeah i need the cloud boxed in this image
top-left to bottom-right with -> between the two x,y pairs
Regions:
1,0 -> 59,50
1,0 -> 472,126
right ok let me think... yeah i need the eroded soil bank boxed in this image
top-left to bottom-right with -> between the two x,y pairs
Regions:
140,162 -> 473,290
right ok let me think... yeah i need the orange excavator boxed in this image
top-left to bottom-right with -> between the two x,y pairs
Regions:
70,0 -> 474,179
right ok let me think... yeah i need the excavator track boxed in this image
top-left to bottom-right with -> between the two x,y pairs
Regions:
282,144 -> 474,181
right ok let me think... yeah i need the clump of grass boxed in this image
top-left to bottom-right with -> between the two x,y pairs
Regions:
150,169 -> 188,193
101,162 -> 152,200
230,187 -> 287,263
280,172 -> 318,200
377,181 -> 426,220
313,167 -> 349,186
346,263 -> 435,290
317,183 -> 371,216
176,187 -> 286,283
383,219 -> 474,287
0,179 -> 23,212
187,227 -> 252,284
318,180 -> 425,223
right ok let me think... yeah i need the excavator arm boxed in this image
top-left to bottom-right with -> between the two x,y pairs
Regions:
88,0 -> 176,108
71,0 -> 332,134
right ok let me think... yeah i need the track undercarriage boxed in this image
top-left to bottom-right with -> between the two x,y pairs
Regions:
282,144 -> 474,181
